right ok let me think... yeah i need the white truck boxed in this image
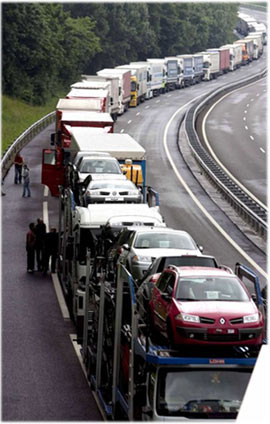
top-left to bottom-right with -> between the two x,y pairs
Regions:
66,88 -> 110,113
221,44 -> 242,70
200,51 -> 220,80
97,68 -> 131,114
78,76 -> 120,120
116,64 -> 147,107
130,61 -> 164,99
146,58 -> 167,93
244,33 -> 263,59
177,55 -> 194,86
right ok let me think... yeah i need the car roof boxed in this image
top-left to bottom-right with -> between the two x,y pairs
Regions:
174,267 -> 235,277
89,178 -> 136,186
127,227 -> 193,235
80,156 -> 118,162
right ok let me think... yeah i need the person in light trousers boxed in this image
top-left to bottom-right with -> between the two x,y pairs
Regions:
22,164 -> 31,197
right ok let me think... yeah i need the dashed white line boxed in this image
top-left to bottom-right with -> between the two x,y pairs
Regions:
250,135 -> 254,141
245,126 -> 248,130
243,117 -> 246,121
246,104 -> 249,108
51,273 -> 70,319
145,105 -> 149,109
43,201 -> 49,231
260,148 -> 266,154
44,186 -> 49,197
120,129 -> 124,133
256,93 -> 260,97
156,100 -> 160,103
136,112 -> 140,116
127,120 -> 132,124
244,110 -> 247,114
250,98 -> 254,102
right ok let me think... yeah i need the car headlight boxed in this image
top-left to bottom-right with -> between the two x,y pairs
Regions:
132,255 -> 152,263
243,313 -> 259,323
176,313 -> 200,323
129,190 -> 139,195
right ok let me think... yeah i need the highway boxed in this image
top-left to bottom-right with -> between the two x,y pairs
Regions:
2,10 -> 267,421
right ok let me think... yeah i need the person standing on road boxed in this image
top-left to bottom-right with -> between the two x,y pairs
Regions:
14,152 -> 24,184
34,218 -> 47,271
43,228 -> 59,275
26,223 -> 36,273
22,164 -> 31,197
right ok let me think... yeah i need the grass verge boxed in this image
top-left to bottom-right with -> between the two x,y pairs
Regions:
1,92 -> 65,154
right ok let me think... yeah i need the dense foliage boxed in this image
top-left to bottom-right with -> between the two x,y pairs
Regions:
2,2 -> 238,105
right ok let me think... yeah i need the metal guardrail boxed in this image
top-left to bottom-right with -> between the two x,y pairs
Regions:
1,111 -> 56,181
184,69 -> 267,238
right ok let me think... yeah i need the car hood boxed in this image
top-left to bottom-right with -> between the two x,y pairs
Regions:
176,300 -> 258,317
133,248 -> 200,259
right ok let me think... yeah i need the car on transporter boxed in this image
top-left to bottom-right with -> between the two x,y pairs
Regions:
149,266 -> 265,349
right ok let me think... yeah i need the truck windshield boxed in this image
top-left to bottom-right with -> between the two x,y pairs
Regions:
156,368 -> 251,418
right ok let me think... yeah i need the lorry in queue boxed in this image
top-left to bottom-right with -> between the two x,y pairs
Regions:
116,64 -> 147,106
77,76 -> 120,121
53,110 -> 114,147
200,51 -> 220,80
77,261 -> 264,420
220,44 -> 242,70
244,33 -> 263,59
146,59 -> 167,93
177,55 -> 194,86
192,54 -> 204,83
42,112 -> 114,196
163,57 -> 182,90
130,61 -> 164,99
234,39 -> 254,64
251,22 -> 267,45
97,68 -> 131,114
66,88 -> 111,113
207,48 -> 230,74
58,189 -> 163,340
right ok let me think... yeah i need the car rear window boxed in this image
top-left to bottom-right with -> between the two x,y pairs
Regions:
134,233 -> 196,249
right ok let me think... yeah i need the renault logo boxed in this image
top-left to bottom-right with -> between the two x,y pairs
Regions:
219,317 -> 226,325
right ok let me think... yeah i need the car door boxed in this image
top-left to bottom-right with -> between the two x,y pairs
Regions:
152,271 -> 175,333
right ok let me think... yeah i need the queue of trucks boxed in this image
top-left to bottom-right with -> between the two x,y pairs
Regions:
40,11 -> 267,420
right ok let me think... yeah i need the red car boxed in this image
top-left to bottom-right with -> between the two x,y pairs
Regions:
149,266 -> 264,348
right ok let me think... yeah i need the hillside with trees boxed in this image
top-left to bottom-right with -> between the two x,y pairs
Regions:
2,2 -> 238,106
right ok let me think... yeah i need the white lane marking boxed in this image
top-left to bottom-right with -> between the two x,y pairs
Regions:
70,334 -> 108,421
51,273 -> 70,319
250,98 -> 254,102
44,185 -> 49,197
260,148 -> 266,154
243,117 -> 246,121
163,98 -> 267,279
256,93 -> 260,96
43,201 -> 49,231
201,79 -> 267,210
145,105 -> 149,109
250,135 -> 254,141
127,120 -> 132,124
245,126 -> 248,130
120,129 -> 125,133
246,104 -> 249,107
156,100 -> 160,103
136,112 -> 140,116
244,110 -> 247,114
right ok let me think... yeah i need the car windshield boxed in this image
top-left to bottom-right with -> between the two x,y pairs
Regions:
156,368 -> 251,418
134,233 -> 196,249
176,276 -> 250,301
89,180 -> 138,190
80,159 -> 121,174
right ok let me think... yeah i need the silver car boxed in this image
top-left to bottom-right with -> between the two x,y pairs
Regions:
83,178 -> 143,205
76,156 -> 123,182
117,227 -> 203,280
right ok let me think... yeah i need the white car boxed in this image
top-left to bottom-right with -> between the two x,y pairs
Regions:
82,178 -> 143,205
114,227 -> 203,280
75,155 -> 123,182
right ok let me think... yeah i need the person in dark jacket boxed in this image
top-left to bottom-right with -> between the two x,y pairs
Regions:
43,227 -> 59,274
34,218 -> 47,271
14,152 -> 24,184
26,223 -> 36,273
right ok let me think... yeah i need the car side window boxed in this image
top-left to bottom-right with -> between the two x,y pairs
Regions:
165,273 -> 175,296
156,272 -> 171,292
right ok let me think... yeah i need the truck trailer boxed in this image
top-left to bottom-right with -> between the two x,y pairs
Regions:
116,64 -> 147,107
200,51 -> 220,80
97,68 -> 131,115
177,55 -> 194,86
130,61 -> 164,99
